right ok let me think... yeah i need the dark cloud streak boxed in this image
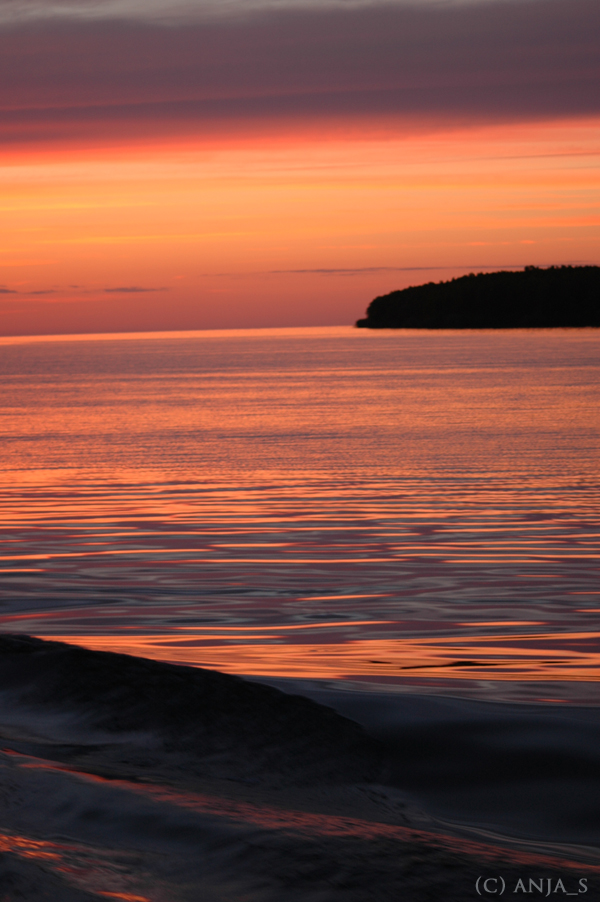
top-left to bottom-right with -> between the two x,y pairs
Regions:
103,286 -> 167,293
0,0 -> 598,144
269,266 -> 467,275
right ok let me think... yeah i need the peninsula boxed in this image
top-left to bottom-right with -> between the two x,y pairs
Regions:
355,265 -> 600,329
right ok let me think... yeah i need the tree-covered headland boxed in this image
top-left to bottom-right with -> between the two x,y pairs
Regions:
355,266 -> 600,329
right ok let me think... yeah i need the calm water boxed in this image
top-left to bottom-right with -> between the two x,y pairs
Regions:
0,326 -> 598,702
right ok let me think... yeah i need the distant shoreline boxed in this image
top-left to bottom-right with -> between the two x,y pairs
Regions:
356,265 -> 600,329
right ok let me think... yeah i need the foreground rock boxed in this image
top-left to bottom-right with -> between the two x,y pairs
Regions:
0,634 -> 380,786
0,636 -> 598,901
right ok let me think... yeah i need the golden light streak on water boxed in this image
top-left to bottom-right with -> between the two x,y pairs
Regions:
41,630 -> 600,684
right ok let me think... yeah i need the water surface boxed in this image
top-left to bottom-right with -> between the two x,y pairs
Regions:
0,326 -> 598,703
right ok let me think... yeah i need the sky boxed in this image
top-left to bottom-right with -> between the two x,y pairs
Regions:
1,0 -> 599,335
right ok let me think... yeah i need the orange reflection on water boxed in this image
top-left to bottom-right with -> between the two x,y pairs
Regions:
41,628 -> 600,684
7,748 -> 600,874
98,894 -> 151,901
459,621 -> 545,627
173,620 -> 394,631
0,833 -> 62,861
0,829 -> 151,902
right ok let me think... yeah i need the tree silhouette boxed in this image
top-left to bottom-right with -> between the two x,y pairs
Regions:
355,266 -> 600,328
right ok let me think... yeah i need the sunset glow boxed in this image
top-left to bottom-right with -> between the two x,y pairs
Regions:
1,7 -> 599,892
2,119 -> 599,335
1,0 -> 598,335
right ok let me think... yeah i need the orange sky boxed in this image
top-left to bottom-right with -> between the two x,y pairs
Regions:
1,0 -> 599,335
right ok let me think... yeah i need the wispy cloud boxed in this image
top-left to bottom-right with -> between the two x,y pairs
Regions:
0,0 -> 597,146
0,285 -> 167,297
266,263 -> 569,275
103,286 -> 168,293
0,0 -> 508,27
270,266 -> 476,275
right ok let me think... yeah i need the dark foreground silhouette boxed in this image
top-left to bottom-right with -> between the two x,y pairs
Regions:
356,265 -> 600,328
0,635 -> 599,901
